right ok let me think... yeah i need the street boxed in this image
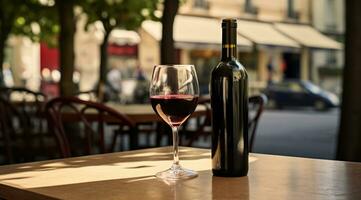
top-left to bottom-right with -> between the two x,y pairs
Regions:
136,108 -> 340,160
254,108 -> 340,160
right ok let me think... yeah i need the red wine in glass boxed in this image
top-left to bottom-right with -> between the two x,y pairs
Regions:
149,64 -> 200,180
150,94 -> 199,127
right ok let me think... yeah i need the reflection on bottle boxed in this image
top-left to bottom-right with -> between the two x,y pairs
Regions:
212,176 -> 249,200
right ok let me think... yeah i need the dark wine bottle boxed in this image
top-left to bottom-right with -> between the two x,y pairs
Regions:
210,19 -> 248,177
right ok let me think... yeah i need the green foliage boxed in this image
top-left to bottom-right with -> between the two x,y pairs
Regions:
1,0 -> 160,48
0,0 -> 59,46
80,0 -> 160,33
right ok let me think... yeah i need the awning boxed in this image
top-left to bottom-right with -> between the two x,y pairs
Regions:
274,23 -> 342,50
141,16 -> 253,51
237,20 -> 300,49
109,29 -> 140,45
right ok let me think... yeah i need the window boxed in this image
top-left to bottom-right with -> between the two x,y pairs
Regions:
325,0 -> 337,32
326,50 -> 337,65
287,0 -> 299,20
245,0 -> 258,15
193,0 -> 208,9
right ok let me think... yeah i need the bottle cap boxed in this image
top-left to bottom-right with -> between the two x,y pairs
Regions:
222,19 -> 237,28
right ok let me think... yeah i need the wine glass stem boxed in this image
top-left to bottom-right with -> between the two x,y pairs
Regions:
172,126 -> 180,166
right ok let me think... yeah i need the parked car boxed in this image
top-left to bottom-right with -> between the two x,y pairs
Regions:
263,80 -> 339,110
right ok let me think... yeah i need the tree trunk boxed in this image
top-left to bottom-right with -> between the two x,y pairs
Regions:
97,30 -> 111,102
0,35 -> 6,87
57,0 -> 76,96
0,20 -> 11,88
160,0 -> 179,64
337,0 -> 361,162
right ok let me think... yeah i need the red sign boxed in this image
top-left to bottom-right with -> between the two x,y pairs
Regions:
40,43 -> 59,70
107,44 -> 138,56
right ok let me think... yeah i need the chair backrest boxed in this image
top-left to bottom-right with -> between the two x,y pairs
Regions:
0,87 -> 47,163
0,87 -> 47,111
0,87 -> 47,135
186,94 -> 267,152
248,94 -> 267,152
0,86 -> 46,97
0,96 -> 21,163
45,97 -> 135,158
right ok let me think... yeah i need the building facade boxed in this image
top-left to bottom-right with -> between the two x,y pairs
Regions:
4,0 -> 342,97
138,0 -> 340,94
311,0 -> 344,95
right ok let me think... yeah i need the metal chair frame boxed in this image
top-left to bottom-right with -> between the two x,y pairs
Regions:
185,94 -> 267,152
0,87 -> 48,163
45,96 -> 135,158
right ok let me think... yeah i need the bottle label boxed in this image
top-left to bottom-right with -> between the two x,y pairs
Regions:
222,44 -> 236,48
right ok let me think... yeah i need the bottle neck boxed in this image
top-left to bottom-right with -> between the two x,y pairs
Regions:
221,26 -> 237,61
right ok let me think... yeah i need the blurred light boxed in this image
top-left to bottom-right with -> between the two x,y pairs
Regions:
154,10 -> 162,18
105,0 -> 113,5
39,0 -> 55,6
110,18 -> 117,26
48,0 -> 55,6
42,68 -> 51,81
73,71 -> 80,83
51,70 -> 61,82
328,93 -> 340,105
141,9 -> 150,17
31,23 -> 41,35
16,17 -> 26,25
101,11 -> 108,18
52,25 -> 60,33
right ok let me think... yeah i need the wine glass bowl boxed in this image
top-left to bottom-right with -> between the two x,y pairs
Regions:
150,65 -> 199,180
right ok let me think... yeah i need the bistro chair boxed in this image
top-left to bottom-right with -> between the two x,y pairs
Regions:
180,96 -> 211,147
0,87 -> 47,110
45,96 -> 135,158
73,90 -> 148,150
248,94 -> 267,152
0,87 -> 51,164
183,94 -> 267,152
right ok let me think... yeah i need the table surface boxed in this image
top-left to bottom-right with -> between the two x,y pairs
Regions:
1,147 -> 361,200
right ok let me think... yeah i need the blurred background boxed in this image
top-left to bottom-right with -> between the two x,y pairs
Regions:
1,0 -> 360,162
1,0 -> 344,97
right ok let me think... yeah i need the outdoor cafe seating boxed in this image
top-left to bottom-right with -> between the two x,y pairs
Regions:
1,86 -> 267,163
0,87 -> 54,164
45,96 -> 135,158
180,94 -> 267,152
1,86 -> 361,199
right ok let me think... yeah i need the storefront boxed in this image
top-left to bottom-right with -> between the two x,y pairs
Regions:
189,50 -> 219,94
236,19 -> 300,89
274,23 -> 342,83
139,15 -> 253,94
107,43 -> 138,78
106,30 -> 140,79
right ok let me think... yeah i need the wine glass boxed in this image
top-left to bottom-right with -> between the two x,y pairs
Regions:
150,64 -> 200,180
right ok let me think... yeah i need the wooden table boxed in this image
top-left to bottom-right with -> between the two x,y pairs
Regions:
1,147 -> 361,200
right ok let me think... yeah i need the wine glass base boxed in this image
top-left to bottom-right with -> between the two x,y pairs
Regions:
156,164 -> 198,180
